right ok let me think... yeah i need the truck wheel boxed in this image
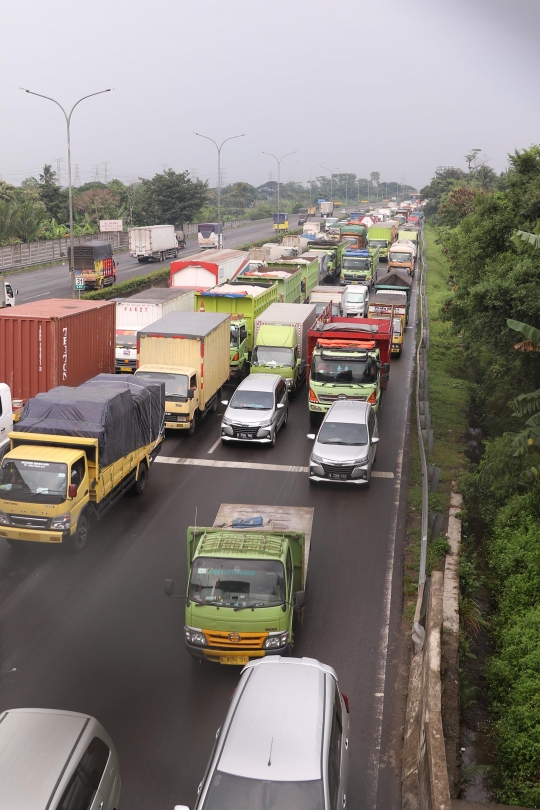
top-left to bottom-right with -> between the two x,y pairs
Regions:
71,513 -> 89,552
133,463 -> 148,495
211,395 -> 218,413
188,419 -> 196,436
309,411 -> 321,428
137,258 -> 145,263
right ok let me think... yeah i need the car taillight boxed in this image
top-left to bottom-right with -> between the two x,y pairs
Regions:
341,692 -> 350,713
309,387 -> 318,403
367,390 -> 377,404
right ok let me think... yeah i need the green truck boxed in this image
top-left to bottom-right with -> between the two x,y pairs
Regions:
266,255 -> 320,302
340,248 -> 380,286
306,239 -> 349,280
251,302 -> 317,395
165,503 -> 313,665
195,283 -> 278,382
374,270 -> 413,323
367,222 -> 397,260
239,265 -> 303,304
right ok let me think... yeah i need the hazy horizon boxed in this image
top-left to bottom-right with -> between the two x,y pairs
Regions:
2,0 -> 540,191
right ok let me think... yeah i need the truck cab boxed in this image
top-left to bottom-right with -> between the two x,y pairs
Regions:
165,504 -> 312,665
136,365 -> 199,433
340,248 -> 379,286
251,324 -> 300,391
1,281 -> 17,308
229,317 -> 249,381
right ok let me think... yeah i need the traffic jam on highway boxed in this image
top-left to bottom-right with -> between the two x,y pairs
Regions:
0,203 -> 422,809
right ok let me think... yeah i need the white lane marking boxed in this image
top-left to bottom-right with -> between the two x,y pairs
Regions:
155,456 -> 394,477
207,437 -> 222,455
20,291 -> 51,301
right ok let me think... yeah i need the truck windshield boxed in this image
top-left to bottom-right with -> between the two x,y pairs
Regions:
389,252 -> 411,263
136,371 -> 188,398
346,292 -> 366,303
343,257 -> 369,270
0,459 -> 68,504
318,420 -> 368,446
116,331 -> 137,349
312,356 -> 376,384
230,390 -> 274,410
368,239 -> 388,248
189,557 -> 285,608
230,328 -> 241,348
393,318 -> 403,336
201,772 -> 323,810
251,346 -> 294,367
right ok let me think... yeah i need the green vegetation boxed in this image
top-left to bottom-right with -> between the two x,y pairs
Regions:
82,268 -> 169,300
404,227 -> 468,620
423,144 -> 540,805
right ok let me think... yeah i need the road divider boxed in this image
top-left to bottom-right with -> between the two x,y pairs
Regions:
155,456 -> 394,477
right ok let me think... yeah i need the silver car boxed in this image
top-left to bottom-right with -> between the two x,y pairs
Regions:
221,374 -> 288,446
0,708 -> 121,810
173,657 -> 350,810
307,399 -> 379,485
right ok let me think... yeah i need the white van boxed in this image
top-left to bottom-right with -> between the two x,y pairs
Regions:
174,657 -> 350,810
0,708 -> 121,810
342,284 -> 369,317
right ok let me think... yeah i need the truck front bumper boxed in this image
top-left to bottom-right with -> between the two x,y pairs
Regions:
164,413 -> 192,429
186,641 -> 290,664
0,526 -> 70,544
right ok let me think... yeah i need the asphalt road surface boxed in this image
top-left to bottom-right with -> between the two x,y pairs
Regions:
0,274 -> 416,810
6,218 -> 283,302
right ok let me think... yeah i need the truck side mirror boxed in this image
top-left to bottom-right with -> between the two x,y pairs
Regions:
187,389 -> 195,400
164,579 -> 175,597
68,484 -> 77,498
295,591 -> 305,608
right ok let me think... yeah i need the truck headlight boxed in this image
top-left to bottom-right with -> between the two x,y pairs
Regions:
51,513 -> 71,531
263,631 -> 289,649
0,511 -> 10,526
185,626 -> 207,646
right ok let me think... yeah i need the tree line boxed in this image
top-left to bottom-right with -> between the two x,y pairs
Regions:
0,165 -> 416,246
426,145 -> 540,805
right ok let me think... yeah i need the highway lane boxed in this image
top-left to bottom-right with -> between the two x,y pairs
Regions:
6,217 -> 282,302
0,279 -> 416,809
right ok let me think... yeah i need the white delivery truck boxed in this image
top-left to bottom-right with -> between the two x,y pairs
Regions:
1,280 -> 16,308
261,244 -> 298,261
170,250 -> 249,288
115,288 -> 195,373
129,225 -> 180,262
320,201 -> 334,217
197,223 -> 223,250
309,285 -> 346,317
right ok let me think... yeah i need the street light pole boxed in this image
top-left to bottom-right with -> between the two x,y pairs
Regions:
195,132 -> 246,249
262,150 -> 297,227
21,87 -> 112,286
321,164 -> 343,208
297,160 -> 324,207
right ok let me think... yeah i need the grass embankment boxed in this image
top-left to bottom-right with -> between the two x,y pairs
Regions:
83,231 -> 303,301
404,225 -> 468,620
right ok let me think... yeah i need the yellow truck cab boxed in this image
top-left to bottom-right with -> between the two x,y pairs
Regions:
135,311 -> 230,435
0,375 -> 164,551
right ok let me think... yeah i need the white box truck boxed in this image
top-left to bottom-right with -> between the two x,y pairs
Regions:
115,288 -> 195,373
129,225 -> 180,262
309,285 -> 346,317
170,250 -> 249,288
320,201 -> 334,217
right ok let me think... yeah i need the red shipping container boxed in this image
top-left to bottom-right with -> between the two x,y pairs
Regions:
0,299 -> 115,402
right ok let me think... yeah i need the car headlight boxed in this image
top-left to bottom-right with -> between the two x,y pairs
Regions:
185,626 -> 207,646
51,513 -> 71,531
354,457 -> 368,466
0,510 -> 10,526
263,631 -> 289,649
311,453 -> 324,464
222,416 -> 233,426
257,419 -> 273,428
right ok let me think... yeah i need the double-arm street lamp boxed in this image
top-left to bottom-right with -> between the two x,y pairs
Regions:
297,160 -> 325,207
194,132 -> 246,247
20,87 -> 112,284
262,150 -> 297,225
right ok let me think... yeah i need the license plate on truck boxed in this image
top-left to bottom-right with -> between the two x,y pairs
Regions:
220,656 -> 249,665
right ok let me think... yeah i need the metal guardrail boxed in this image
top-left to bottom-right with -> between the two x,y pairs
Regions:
413,230 -> 431,643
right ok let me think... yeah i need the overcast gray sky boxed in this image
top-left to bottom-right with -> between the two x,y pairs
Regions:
1,0 -> 539,190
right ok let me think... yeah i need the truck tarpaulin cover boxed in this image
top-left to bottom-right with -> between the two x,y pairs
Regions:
375,271 -> 412,288
15,375 -> 164,468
